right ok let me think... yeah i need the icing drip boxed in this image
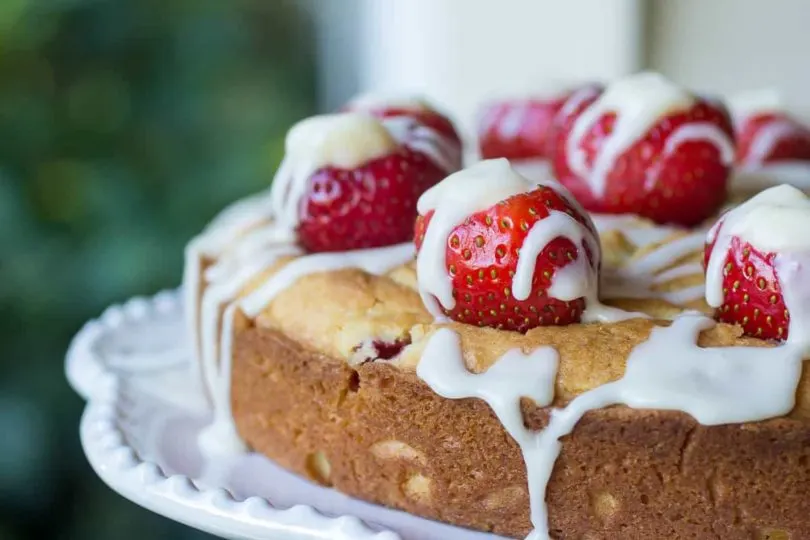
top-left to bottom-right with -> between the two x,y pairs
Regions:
416,159 -> 536,315
416,328 -> 559,535
566,72 -> 732,197
622,232 -> 705,276
198,242 -> 416,457
731,162 -> 810,193
726,89 -> 810,191
644,122 -> 735,190
510,159 -> 554,184
706,184 -> 810,347
744,119 -> 804,167
187,112 -> 444,457
567,72 -> 695,196
601,231 -> 706,306
418,184 -> 810,540
512,211 -> 599,301
727,88 -> 783,127
381,115 -> 460,174
589,213 -> 678,247
417,311 -> 806,540
270,113 -> 459,240
183,191 -> 276,377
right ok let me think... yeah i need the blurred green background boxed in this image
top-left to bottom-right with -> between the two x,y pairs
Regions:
0,0 -> 316,537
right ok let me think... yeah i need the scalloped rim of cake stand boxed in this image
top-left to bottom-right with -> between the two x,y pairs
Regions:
66,290 -> 401,540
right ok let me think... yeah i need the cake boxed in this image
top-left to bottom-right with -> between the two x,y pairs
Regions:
182,73 -> 810,539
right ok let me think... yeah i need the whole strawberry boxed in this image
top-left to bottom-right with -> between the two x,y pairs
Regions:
549,72 -> 735,227
300,148 -> 445,252
703,184 -> 810,341
272,113 -> 448,253
478,92 -> 574,161
344,95 -> 462,164
415,161 -> 599,333
736,112 -> 810,167
704,234 -> 788,340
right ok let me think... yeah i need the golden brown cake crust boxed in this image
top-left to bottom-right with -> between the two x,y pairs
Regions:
233,325 -> 810,540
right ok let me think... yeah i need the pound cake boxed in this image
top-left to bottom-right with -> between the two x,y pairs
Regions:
182,73 -> 810,539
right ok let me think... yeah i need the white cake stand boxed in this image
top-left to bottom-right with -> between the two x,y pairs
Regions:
66,290 -> 508,540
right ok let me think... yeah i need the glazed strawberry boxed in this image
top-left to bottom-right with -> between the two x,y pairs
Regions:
735,112 -> 810,166
702,184 -> 810,341
704,234 -> 788,340
345,95 -> 462,147
272,113 -> 448,253
299,147 -> 445,252
478,93 -> 573,160
415,177 -> 598,333
549,73 -> 735,227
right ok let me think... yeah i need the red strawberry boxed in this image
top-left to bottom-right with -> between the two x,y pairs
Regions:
549,78 -> 734,227
704,231 -> 788,341
299,148 -> 445,252
414,185 -> 598,332
736,112 -> 810,166
478,94 -> 572,160
345,97 -> 462,146
374,107 -> 461,146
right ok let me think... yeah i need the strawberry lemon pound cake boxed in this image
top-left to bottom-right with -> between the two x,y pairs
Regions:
184,73 -> 810,539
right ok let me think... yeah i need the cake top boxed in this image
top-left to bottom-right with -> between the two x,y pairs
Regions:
183,71 -> 810,540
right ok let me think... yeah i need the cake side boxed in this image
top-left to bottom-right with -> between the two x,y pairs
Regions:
233,324 -> 810,539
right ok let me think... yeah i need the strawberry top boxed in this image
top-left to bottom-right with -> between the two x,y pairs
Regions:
269,112 -> 448,252
549,72 -> 735,227
704,184 -> 810,344
414,159 -> 604,333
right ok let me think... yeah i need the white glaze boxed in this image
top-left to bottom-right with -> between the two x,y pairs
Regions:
652,261 -> 704,284
198,243 -> 416,457
600,231 -> 706,306
416,159 -> 637,324
705,184 -> 810,347
182,191 -> 277,378
416,159 -> 536,315
511,159 -> 555,184
731,162 -> 810,193
512,211 -> 599,301
742,119 -> 806,168
706,184 -> 810,268
567,72 -> 695,196
416,328 -> 559,533
642,122 -> 735,190
727,88 -> 783,126
381,115 -> 460,174
623,231 -> 706,276
188,109 -> 450,456
417,310 -> 806,540
589,213 -> 678,247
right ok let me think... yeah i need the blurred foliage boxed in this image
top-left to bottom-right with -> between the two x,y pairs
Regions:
0,0 -> 316,538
